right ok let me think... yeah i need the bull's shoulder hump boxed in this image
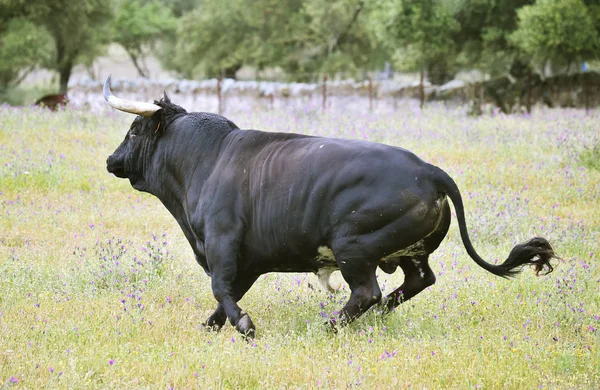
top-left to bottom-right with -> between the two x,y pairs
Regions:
177,112 -> 240,131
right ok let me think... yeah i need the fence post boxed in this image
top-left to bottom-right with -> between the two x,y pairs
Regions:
217,73 -> 223,115
526,68 -> 532,114
582,71 -> 589,115
368,76 -> 373,113
419,70 -> 425,109
322,74 -> 328,111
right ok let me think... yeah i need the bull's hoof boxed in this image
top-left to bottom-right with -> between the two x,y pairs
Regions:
202,311 -> 227,332
325,318 -> 339,334
236,313 -> 255,339
377,296 -> 395,314
201,321 -> 224,332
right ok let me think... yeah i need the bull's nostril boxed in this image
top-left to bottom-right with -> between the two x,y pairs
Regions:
106,156 -> 116,170
107,155 -> 119,167
106,154 -> 127,178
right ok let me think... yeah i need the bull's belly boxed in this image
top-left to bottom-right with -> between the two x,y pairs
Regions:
243,245 -> 338,274
240,244 -> 339,293
283,241 -> 430,293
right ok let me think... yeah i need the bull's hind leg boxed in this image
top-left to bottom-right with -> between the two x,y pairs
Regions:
381,199 -> 450,311
331,247 -> 382,327
382,255 -> 435,311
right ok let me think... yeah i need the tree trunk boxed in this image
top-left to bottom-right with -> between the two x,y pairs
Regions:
6,65 -> 35,88
223,64 -> 242,79
329,1 -> 364,54
127,50 -> 148,78
419,69 -> 425,109
480,81 -> 484,112
58,60 -> 73,94
54,32 -> 76,94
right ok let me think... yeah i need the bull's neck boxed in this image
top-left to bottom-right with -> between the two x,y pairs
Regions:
146,124 -> 235,219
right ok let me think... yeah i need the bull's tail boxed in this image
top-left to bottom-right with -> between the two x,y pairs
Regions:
430,165 -> 556,278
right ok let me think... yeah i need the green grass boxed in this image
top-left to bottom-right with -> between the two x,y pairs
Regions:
1,103 -> 599,388
580,144 -> 600,172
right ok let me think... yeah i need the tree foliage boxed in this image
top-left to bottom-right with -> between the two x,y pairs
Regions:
1,0 -> 113,92
112,0 -> 176,77
170,0 -> 381,80
511,0 -> 599,71
453,0 -> 533,78
368,0 -> 459,75
159,0 -> 198,17
173,0 -> 255,78
0,18 -> 52,90
289,0 -> 382,78
2,0 -> 600,96
42,0 -> 113,92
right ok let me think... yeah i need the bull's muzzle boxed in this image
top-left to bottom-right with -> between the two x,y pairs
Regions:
106,155 -> 127,178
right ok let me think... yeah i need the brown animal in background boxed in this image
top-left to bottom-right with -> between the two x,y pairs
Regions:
34,93 -> 68,110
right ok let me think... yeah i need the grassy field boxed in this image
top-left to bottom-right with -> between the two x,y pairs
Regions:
1,101 -> 599,389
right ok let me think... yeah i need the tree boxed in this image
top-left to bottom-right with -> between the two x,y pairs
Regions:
152,0 -> 198,74
510,0 -> 599,72
2,0 -> 114,92
0,18 -> 52,90
283,0 -> 385,79
42,0 -> 113,92
0,1 -> 52,90
112,0 -> 177,78
173,0 -> 257,78
172,0 -> 310,79
170,0 -> 383,81
453,0 -> 533,79
159,0 -> 198,17
368,0 -> 459,107
450,0 -> 536,113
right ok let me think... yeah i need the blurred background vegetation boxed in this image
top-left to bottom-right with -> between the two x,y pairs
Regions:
1,0 -> 600,110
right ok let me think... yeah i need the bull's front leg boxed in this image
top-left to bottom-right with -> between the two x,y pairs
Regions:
203,304 -> 227,331
202,274 -> 259,332
205,234 -> 256,338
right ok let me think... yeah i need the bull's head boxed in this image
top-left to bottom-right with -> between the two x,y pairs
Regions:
104,75 -> 163,191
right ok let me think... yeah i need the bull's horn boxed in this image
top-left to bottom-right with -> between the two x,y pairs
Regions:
103,74 -> 161,117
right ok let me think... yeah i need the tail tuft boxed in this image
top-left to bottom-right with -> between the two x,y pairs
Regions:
499,237 -> 558,277
430,164 -> 559,278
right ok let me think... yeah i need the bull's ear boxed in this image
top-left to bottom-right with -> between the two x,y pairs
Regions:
150,108 -> 165,134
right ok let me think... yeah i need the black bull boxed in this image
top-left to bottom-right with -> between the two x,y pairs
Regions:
103,76 -> 556,338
